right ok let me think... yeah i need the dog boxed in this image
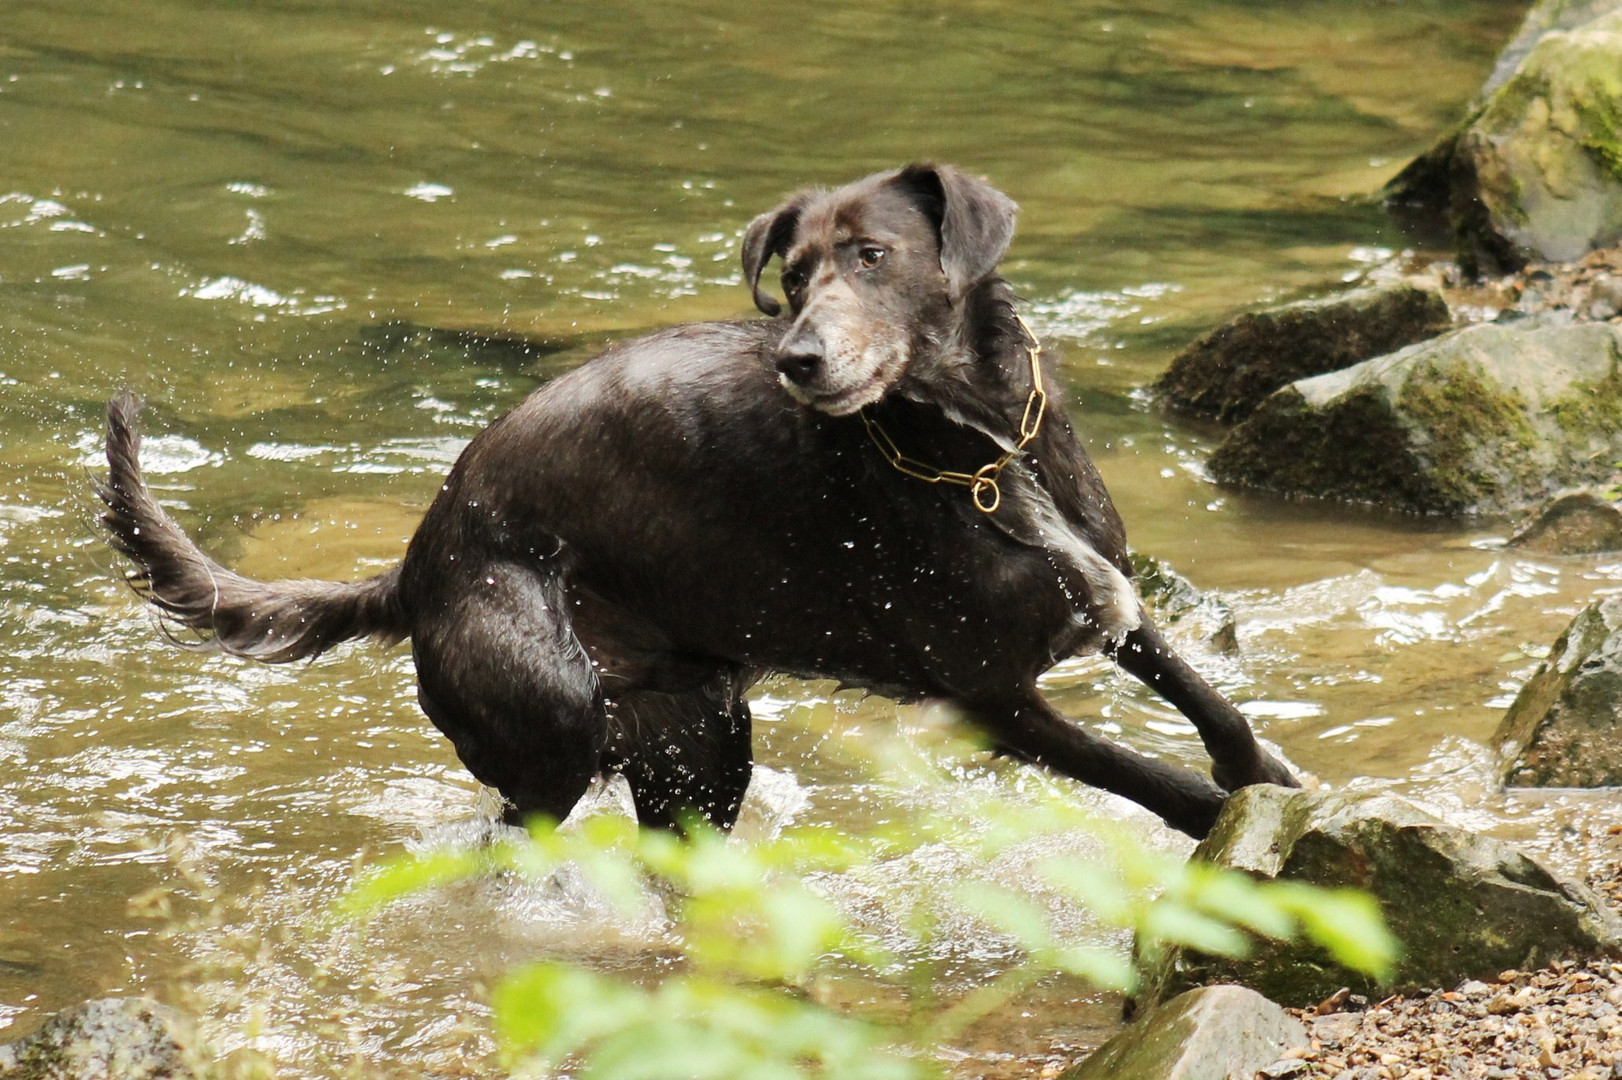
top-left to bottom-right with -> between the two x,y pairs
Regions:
100,163 -> 1297,840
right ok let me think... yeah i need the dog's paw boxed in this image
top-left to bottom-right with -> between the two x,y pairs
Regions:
1212,751 -> 1302,793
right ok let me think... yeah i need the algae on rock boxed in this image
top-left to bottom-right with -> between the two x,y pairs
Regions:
1060,985 -> 1306,1080
1134,786 -> 1622,1012
1494,596 -> 1622,787
1208,320 -> 1622,515
1482,0 -> 1622,101
1154,283 -> 1451,425
0,998 -> 208,1080
1508,490 -> 1622,553
1389,6 -> 1622,271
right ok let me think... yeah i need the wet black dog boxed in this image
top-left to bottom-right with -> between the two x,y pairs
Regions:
101,164 -> 1296,839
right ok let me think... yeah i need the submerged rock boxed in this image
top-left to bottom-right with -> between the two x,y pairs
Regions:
1207,319 -> 1622,515
1059,984 -> 1306,1080
1508,490 -> 1622,553
1154,283 -> 1451,424
1495,596 -> 1622,787
1130,553 -> 1239,654
1389,5 -> 1622,272
1134,786 -> 1622,1011
0,998 -> 207,1080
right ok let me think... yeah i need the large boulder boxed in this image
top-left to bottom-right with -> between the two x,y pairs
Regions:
1059,985 -> 1306,1080
1494,596 -> 1622,787
1507,490 -> 1622,553
1388,5 -> 1622,273
1207,319 -> 1622,515
0,998 -> 207,1080
1154,283 -> 1451,424
1134,786 -> 1622,1012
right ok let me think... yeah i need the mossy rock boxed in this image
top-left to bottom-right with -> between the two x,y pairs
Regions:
1494,596 -> 1622,787
1481,0 -> 1622,102
1154,283 -> 1451,425
1133,786 -> 1622,1011
1059,985 -> 1306,1080
1389,7 -> 1622,272
1508,490 -> 1622,553
1208,319 -> 1622,515
0,998 -> 209,1080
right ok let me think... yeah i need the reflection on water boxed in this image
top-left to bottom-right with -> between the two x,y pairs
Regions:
0,0 -> 1594,1075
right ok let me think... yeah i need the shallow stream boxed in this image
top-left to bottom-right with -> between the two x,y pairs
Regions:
2,1 -> 1609,1076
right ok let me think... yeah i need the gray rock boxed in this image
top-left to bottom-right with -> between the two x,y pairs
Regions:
1134,786 -> 1622,1011
0,998 -> 207,1080
1060,985 -> 1306,1080
1508,491 -> 1622,553
1481,0 -> 1622,103
1155,283 -> 1451,424
1494,596 -> 1622,787
1389,7 -> 1622,272
1130,553 -> 1239,655
1207,319 -> 1622,515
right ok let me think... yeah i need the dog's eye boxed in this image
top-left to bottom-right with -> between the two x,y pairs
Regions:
781,268 -> 806,294
858,246 -> 886,269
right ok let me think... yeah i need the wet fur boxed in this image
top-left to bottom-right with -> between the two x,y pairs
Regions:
101,164 -> 1295,839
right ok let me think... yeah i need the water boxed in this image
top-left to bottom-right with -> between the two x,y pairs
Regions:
3,0 -> 1603,1075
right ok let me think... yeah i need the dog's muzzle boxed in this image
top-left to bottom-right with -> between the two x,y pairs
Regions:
773,324 -> 824,388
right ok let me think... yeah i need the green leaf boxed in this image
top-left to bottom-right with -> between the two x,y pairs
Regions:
1138,901 -> 1252,958
757,886 -> 849,976
1181,866 -> 1297,941
953,881 -> 1053,951
492,962 -> 650,1066
1271,883 -> 1399,981
1037,856 -> 1135,926
334,847 -> 489,921
341,723 -> 1399,1080
1047,946 -> 1138,992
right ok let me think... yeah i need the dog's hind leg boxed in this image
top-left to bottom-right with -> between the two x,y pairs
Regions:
410,559 -> 607,824
1109,621 -> 1299,792
966,693 -> 1229,839
602,673 -> 754,833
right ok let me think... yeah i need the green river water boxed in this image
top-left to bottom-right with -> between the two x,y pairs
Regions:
4,1 -> 1607,1076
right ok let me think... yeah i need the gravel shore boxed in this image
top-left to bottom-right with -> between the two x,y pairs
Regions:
1263,830 -> 1622,1080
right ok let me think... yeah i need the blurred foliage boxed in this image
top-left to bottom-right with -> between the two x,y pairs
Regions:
340,731 -> 1395,1079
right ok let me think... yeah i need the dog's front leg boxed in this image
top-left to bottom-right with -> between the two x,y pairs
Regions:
965,695 -> 1228,839
1108,620 -> 1299,793
602,677 -> 754,835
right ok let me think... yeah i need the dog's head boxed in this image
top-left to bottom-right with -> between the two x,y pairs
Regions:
741,164 -> 1018,416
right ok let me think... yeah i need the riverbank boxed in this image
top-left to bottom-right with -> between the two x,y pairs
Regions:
1271,829 -> 1622,1079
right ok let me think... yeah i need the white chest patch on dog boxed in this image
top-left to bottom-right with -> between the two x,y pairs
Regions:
1015,473 -> 1142,646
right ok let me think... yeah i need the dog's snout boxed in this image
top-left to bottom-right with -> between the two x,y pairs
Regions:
774,326 -> 825,382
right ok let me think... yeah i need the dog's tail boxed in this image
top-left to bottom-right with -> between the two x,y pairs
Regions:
98,390 -> 410,662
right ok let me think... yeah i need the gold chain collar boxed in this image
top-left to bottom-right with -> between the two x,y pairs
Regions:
858,315 -> 1047,515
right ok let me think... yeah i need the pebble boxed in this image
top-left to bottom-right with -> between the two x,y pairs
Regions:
1269,845 -> 1622,1079
1439,245 -> 1622,324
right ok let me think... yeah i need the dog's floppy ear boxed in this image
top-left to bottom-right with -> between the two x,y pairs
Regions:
741,192 -> 812,316
892,164 -> 1018,299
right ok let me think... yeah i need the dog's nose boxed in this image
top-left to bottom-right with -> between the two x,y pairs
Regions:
774,326 -> 824,382
774,350 -> 821,382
